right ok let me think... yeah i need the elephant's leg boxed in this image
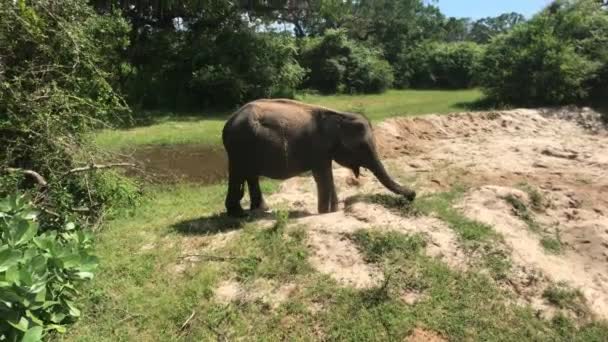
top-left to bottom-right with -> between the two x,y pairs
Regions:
313,163 -> 337,214
225,162 -> 246,217
247,176 -> 268,212
330,185 -> 339,212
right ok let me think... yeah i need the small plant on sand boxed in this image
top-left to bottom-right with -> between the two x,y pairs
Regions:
543,283 -> 588,317
414,187 -> 495,242
504,194 -> 540,232
517,183 -> 545,211
351,230 -> 426,263
541,236 -> 563,254
367,194 -> 420,217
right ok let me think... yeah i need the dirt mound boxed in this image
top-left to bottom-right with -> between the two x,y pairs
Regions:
461,186 -> 608,319
259,106 -> 608,319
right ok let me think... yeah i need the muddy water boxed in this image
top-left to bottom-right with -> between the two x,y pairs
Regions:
127,145 -> 228,184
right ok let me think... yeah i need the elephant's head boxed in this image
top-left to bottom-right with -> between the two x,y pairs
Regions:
324,112 -> 416,201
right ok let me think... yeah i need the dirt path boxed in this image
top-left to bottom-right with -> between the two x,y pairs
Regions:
263,106 -> 608,319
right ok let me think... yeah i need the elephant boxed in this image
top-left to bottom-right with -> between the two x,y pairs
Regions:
222,99 -> 416,217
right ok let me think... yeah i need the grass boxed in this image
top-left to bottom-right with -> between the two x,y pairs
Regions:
94,89 -> 483,151
543,283 -> 588,317
93,115 -> 226,151
504,194 -> 541,232
70,90 -> 608,340
502,193 -> 565,254
60,179 -> 608,341
413,186 -> 496,242
297,88 -> 484,121
518,182 -> 545,211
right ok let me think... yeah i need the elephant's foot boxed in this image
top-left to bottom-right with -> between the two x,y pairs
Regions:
226,205 -> 247,218
403,189 -> 416,202
250,201 -> 269,212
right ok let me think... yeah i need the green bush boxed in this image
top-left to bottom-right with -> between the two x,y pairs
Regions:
126,15 -> 305,110
0,0 -> 138,223
477,0 -> 608,106
0,194 -> 98,341
395,41 -> 483,89
300,29 -> 394,94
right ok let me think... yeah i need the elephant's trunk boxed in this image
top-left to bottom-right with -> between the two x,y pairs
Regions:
368,156 -> 416,201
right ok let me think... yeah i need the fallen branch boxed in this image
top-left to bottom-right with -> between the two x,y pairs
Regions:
180,310 -> 196,331
63,163 -> 135,177
3,168 -> 48,187
178,254 -> 261,262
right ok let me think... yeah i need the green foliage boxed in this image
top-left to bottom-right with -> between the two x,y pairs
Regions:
541,236 -> 563,254
300,29 -> 394,94
0,194 -> 98,341
414,187 -> 495,241
396,41 -> 484,88
477,0 -> 608,106
468,12 -> 526,44
351,230 -> 426,263
543,282 -> 588,316
503,194 -> 541,232
0,0 -> 137,223
125,6 -> 305,110
518,183 -> 545,212
234,212 -> 311,282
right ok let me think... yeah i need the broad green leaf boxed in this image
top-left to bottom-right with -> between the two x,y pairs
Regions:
46,324 -> 66,333
7,316 -> 28,332
21,326 -> 43,342
32,236 -> 54,253
22,210 -> 39,221
50,312 -> 66,323
14,220 -> 39,246
60,254 -> 82,269
4,265 -> 20,284
65,300 -> 81,317
75,271 -> 94,279
25,310 -> 44,326
0,248 -> 21,272
18,269 -> 33,286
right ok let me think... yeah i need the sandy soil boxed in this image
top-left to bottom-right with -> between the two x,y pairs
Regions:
256,106 -> 608,319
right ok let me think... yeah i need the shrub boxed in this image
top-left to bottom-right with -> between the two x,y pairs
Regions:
0,194 -> 98,341
477,0 -> 608,106
395,41 -> 483,89
300,29 -> 394,94
127,19 -> 305,109
0,0 -> 138,224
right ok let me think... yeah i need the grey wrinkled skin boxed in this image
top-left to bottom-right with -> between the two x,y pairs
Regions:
222,99 -> 416,217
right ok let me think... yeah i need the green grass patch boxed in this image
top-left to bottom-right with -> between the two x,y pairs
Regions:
351,230 -> 426,263
413,187 -> 496,242
93,115 -> 226,151
543,283 -> 588,317
353,193 -> 420,217
504,194 -> 541,232
63,184 -> 608,340
297,89 -> 484,121
541,236 -> 563,254
230,211 -> 312,281
93,89 -> 483,151
517,182 -> 545,211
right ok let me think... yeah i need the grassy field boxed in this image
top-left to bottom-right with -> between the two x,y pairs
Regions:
62,182 -> 607,341
68,89 -> 608,340
93,89 -> 482,151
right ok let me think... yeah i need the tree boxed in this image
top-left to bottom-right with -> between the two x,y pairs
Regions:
469,12 -> 526,43
443,17 -> 472,42
476,0 -> 608,106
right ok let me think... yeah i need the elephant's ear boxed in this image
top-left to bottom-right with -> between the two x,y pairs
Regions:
339,118 -> 367,148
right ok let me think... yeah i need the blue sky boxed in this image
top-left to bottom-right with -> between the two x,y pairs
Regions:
435,0 -> 554,20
